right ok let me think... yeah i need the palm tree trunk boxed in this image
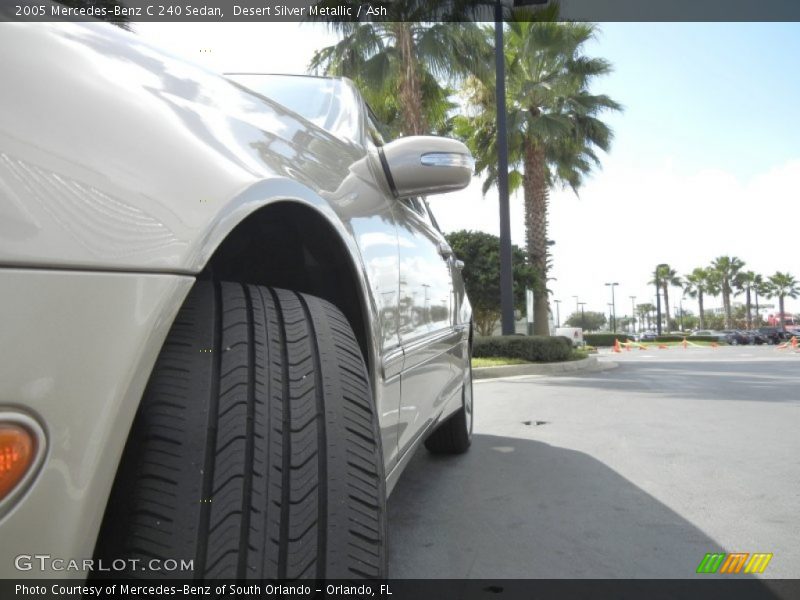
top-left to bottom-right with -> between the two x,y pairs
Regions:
723,285 -> 732,329
745,286 -> 752,329
779,296 -> 786,332
523,140 -> 550,335
396,24 -> 425,135
754,291 -> 760,326
698,290 -> 705,329
662,284 -> 671,332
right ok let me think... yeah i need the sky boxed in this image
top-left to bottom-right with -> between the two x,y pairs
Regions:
135,21 -> 800,322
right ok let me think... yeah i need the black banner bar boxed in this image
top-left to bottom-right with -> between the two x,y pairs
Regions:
4,0 -> 800,23
2,579 -> 800,600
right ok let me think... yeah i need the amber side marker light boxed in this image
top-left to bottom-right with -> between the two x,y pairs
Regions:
0,424 -> 35,502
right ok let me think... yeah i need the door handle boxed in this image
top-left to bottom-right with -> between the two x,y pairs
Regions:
437,242 -> 453,259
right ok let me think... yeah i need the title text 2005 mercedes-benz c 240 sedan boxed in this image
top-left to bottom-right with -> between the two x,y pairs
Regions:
0,20 -> 474,579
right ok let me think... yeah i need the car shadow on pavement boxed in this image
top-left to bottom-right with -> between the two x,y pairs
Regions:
388,433 -> 776,589
535,360 -> 800,404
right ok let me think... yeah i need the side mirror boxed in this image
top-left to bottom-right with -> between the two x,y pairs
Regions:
380,136 -> 473,198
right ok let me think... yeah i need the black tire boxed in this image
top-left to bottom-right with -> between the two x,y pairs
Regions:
424,351 -> 473,455
95,281 -> 387,579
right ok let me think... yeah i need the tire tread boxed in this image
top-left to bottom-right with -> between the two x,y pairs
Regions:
94,282 -> 386,580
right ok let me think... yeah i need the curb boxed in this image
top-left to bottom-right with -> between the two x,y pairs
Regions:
473,356 -> 618,380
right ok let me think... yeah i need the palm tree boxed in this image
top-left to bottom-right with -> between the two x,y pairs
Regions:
457,19 -> 621,334
649,265 -> 681,332
765,272 -> 800,332
637,303 -> 655,330
752,273 -> 767,326
735,271 -> 761,329
683,267 -> 715,330
309,10 -> 490,137
709,256 -> 745,329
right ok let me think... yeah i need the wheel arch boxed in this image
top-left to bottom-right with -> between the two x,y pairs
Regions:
92,183 -> 381,565
195,180 -> 377,379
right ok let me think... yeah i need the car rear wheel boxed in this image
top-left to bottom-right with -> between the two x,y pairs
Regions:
95,281 -> 387,579
424,349 -> 473,455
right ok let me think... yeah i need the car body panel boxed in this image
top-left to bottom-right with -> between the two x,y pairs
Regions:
0,22 -> 374,274
392,199 -> 463,455
0,269 -> 193,577
0,19 -> 406,466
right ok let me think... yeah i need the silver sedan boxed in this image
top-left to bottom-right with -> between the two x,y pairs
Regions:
0,20 -> 474,579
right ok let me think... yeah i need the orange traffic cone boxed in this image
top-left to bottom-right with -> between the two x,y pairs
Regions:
711,342 -> 718,348
792,336 -> 798,349
682,337 -> 688,349
613,339 -> 622,353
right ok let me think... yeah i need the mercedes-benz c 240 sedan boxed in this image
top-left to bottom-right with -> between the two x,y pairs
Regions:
0,19 -> 474,580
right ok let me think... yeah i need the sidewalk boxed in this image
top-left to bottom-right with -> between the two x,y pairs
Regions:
473,356 -> 617,380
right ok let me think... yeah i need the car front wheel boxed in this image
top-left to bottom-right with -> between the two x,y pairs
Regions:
96,281 -> 387,579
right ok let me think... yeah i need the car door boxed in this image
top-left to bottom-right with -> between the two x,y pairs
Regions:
393,197 -> 462,456
344,180 -> 403,472
338,107 -> 404,473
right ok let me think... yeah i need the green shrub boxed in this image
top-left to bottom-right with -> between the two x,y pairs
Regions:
473,335 -> 572,363
670,335 -> 726,343
648,335 -> 726,343
583,333 -> 633,347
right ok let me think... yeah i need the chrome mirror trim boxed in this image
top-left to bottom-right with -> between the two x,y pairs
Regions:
420,152 -> 475,170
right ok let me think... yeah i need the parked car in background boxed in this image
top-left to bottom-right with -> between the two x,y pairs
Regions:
757,327 -> 784,344
784,327 -> 800,340
690,330 -> 712,337
747,330 -> 768,345
556,327 -> 585,347
690,330 -> 734,344
0,21 -> 476,579
722,330 -> 751,345
638,331 -> 658,341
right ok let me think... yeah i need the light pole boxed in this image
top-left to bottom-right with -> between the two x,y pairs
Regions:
494,0 -> 548,335
655,264 -> 668,335
607,303 -> 614,331
605,282 -> 619,332
630,295 -> 637,333
578,302 -> 587,331
494,0 -> 513,335
554,299 -> 561,328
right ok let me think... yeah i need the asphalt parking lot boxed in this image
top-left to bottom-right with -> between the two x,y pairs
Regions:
387,345 -> 800,580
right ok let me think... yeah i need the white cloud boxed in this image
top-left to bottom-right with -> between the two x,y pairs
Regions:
435,157 -> 800,319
